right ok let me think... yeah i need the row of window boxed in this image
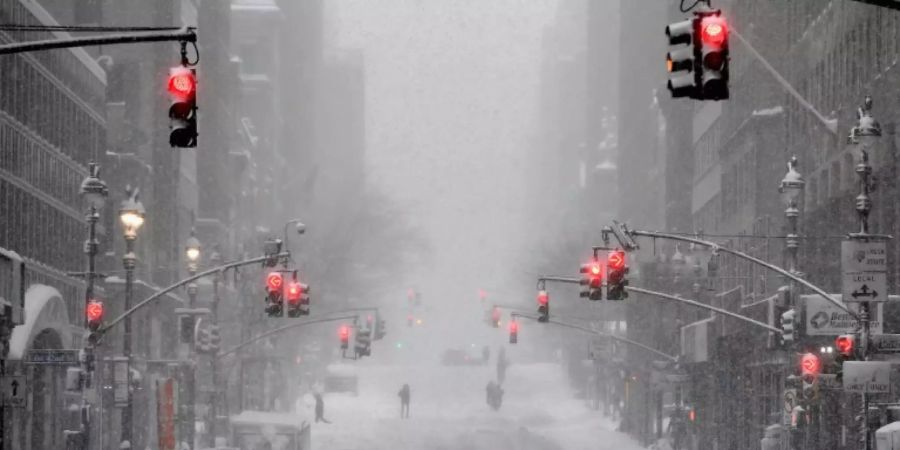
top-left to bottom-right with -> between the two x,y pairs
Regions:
0,53 -> 104,164
0,179 -> 85,275
0,0 -> 106,111
0,117 -> 87,207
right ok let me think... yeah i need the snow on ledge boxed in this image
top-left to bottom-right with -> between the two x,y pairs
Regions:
751,106 -> 784,117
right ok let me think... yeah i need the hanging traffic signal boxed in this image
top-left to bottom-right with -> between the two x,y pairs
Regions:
374,315 -> 387,340
355,326 -> 372,357
799,352 -> 820,382
491,306 -> 501,328
339,325 -> 350,350
835,334 -> 855,357
168,65 -> 198,148
781,309 -> 796,344
265,271 -> 284,317
509,320 -> 518,344
537,290 -> 549,322
86,300 -> 104,332
606,250 -> 629,300
697,12 -> 729,100
285,279 -> 311,318
580,259 -> 603,300
665,18 -> 697,98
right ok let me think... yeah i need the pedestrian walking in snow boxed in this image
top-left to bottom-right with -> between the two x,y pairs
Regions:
398,383 -> 411,418
314,392 -> 331,423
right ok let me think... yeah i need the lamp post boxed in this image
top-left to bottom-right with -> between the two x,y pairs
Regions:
779,156 -> 805,309
207,245 -> 222,447
184,229 -> 201,449
848,97 -> 882,450
76,163 -> 107,450
118,185 -> 145,448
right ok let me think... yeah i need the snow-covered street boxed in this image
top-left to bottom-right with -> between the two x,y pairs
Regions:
301,359 -> 645,450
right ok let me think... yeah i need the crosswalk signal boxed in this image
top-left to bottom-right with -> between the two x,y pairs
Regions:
606,250 -> 629,300
697,12 -> 729,100
168,66 -> 198,148
580,260 -> 603,300
537,290 -> 549,322
665,18 -> 697,98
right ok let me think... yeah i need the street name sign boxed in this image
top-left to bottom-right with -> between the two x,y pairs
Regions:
24,349 -> 79,365
842,241 -> 887,303
843,361 -> 891,394
872,334 -> 900,353
1,375 -> 25,407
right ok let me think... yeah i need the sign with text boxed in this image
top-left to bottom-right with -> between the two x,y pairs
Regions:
804,294 -> 883,336
842,240 -> 887,302
871,334 -> 900,353
24,349 -> 79,365
843,361 -> 891,394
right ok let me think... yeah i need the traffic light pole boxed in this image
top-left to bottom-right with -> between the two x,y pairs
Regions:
215,314 -> 360,360
510,312 -> 677,362
0,28 -> 196,55
626,286 -> 781,333
536,276 -> 580,289
613,229 -> 857,318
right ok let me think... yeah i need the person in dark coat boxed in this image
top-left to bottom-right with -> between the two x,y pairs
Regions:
314,392 -> 330,423
398,383 -> 411,418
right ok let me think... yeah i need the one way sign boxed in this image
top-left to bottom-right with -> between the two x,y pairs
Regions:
842,241 -> 887,303
1,375 -> 26,408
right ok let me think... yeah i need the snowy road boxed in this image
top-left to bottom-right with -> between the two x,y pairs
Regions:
300,359 -> 645,450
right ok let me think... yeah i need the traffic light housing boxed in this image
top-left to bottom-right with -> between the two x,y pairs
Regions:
799,352 -> 820,382
285,278 -> 311,318
580,259 -> 603,301
781,309 -> 796,344
835,334 -> 855,357
339,325 -> 350,350
509,320 -> 518,344
537,290 -> 549,322
355,326 -> 372,357
697,13 -> 729,100
665,18 -> 696,98
606,250 -> 629,300
490,306 -> 501,328
86,300 -> 103,332
265,271 -> 284,317
168,66 -> 198,148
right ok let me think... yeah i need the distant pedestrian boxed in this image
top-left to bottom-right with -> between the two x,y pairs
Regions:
314,392 -> 331,423
398,383 -> 411,418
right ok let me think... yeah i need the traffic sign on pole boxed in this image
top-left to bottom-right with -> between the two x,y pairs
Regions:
24,349 -> 80,365
842,241 -> 888,303
843,361 -> 891,394
1,375 -> 25,407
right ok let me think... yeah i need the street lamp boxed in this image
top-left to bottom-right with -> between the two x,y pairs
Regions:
118,185 -> 144,448
779,156 -> 805,278
848,96 -> 881,235
183,229 -> 202,449
185,229 -> 201,275
671,244 -> 686,281
76,162 -> 107,449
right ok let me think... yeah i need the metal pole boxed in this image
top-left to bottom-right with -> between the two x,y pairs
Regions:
627,230 -> 857,318
626,286 -> 781,333
208,272 -> 219,447
0,28 -> 196,55
121,237 -> 136,448
186,267 -> 197,450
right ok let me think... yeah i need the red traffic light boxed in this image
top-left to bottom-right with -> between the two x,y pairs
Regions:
266,272 -> 284,293
835,335 -> 855,356
479,289 -> 487,300
491,307 -> 501,321
86,301 -> 104,322
509,320 -> 518,334
339,325 -> 350,340
537,290 -> 549,306
286,281 -> 302,304
590,262 -> 602,276
700,17 -> 727,46
800,352 -> 820,377
608,251 -> 625,270
168,66 -> 196,99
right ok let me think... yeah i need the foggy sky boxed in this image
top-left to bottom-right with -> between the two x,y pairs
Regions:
330,0 -> 559,318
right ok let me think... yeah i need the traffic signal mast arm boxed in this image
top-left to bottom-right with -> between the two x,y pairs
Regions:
627,286 -> 780,333
215,314 -> 358,360
616,229 -> 857,318
0,27 -> 196,55
98,252 -> 292,339
536,275 -> 581,288
510,312 -> 677,362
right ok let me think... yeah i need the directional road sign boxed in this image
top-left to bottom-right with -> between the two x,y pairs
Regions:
843,361 -> 891,394
842,240 -> 888,303
1,375 -> 25,407
24,349 -> 79,365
